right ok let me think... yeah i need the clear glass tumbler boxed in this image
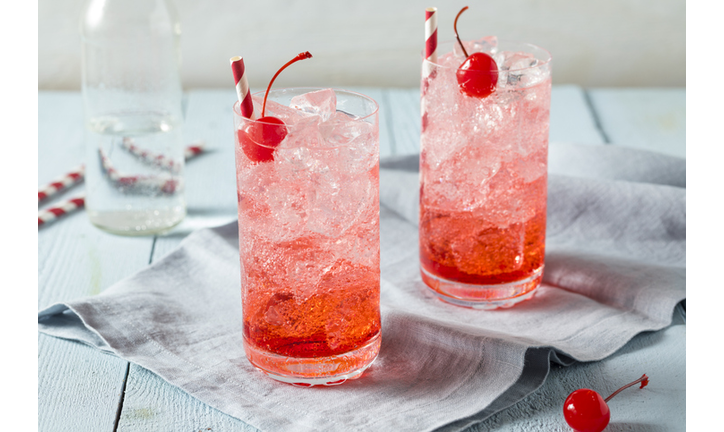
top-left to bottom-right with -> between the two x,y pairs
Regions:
419,39 -> 552,309
233,88 -> 381,386
80,0 -> 186,235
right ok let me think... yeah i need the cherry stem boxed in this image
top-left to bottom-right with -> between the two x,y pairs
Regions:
604,374 -> 649,403
261,51 -> 313,117
454,6 -> 470,58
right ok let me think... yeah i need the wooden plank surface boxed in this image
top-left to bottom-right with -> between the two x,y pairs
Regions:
117,364 -> 258,432
549,85 -> 607,145
472,322 -> 686,431
386,88 -> 421,155
38,336 -> 129,432
587,88 -> 686,158
150,90 -> 239,260
38,92 -> 156,431
39,88 -> 686,432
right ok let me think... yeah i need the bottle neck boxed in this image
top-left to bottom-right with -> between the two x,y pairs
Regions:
80,0 -> 183,120
81,0 -> 180,41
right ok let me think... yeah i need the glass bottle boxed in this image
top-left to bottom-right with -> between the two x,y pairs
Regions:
80,0 -> 186,235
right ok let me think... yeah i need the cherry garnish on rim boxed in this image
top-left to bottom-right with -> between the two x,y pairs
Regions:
239,51 -> 313,163
454,6 -> 498,98
563,374 -> 649,432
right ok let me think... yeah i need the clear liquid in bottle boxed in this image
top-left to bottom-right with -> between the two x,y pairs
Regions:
84,111 -> 186,235
81,0 -> 185,235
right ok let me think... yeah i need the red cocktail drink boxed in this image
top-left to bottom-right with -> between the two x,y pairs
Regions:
420,39 -> 552,309
234,88 -> 380,385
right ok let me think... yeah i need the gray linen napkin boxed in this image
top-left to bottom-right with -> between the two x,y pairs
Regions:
39,143 -> 685,432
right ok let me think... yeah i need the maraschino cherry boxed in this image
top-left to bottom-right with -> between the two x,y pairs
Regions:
239,51 -> 313,163
454,6 -> 498,98
563,374 -> 649,432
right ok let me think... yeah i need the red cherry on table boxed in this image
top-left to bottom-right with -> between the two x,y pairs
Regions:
238,116 -> 287,163
563,374 -> 649,432
456,52 -> 498,98
563,389 -> 610,432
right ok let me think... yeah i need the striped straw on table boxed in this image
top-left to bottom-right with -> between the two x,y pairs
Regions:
38,165 -> 85,202
230,56 -> 255,119
38,142 -> 205,227
38,194 -> 85,226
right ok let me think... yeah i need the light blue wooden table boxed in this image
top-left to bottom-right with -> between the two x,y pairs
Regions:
38,86 -> 685,431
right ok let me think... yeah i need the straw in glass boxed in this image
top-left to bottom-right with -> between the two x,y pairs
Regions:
230,56 -> 254,119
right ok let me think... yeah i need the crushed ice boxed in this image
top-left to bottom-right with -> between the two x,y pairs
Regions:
290,88 -> 337,122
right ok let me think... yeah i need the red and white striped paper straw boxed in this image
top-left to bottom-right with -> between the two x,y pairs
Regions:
38,144 -> 205,227
98,148 -> 121,181
38,165 -> 85,202
121,138 -> 206,172
38,193 -> 85,226
423,7 -> 438,78
230,56 -> 254,119
98,148 -> 179,194
121,137 -> 180,172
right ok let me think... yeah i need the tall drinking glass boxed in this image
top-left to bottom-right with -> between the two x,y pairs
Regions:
233,88 -> 381,385
419,39 -> 552,309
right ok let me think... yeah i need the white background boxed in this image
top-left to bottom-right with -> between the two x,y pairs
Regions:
39,0 -> 685,90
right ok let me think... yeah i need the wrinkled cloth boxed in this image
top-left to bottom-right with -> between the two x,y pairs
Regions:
39,143 -> 685,432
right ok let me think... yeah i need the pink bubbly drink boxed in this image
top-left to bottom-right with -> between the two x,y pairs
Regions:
233,88 -> 380,386
420,38 -> 552,309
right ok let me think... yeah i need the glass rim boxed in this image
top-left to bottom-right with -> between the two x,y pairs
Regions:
232,87 -> 380,126
422,39 -> 552,73
233,87 -> 380,151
